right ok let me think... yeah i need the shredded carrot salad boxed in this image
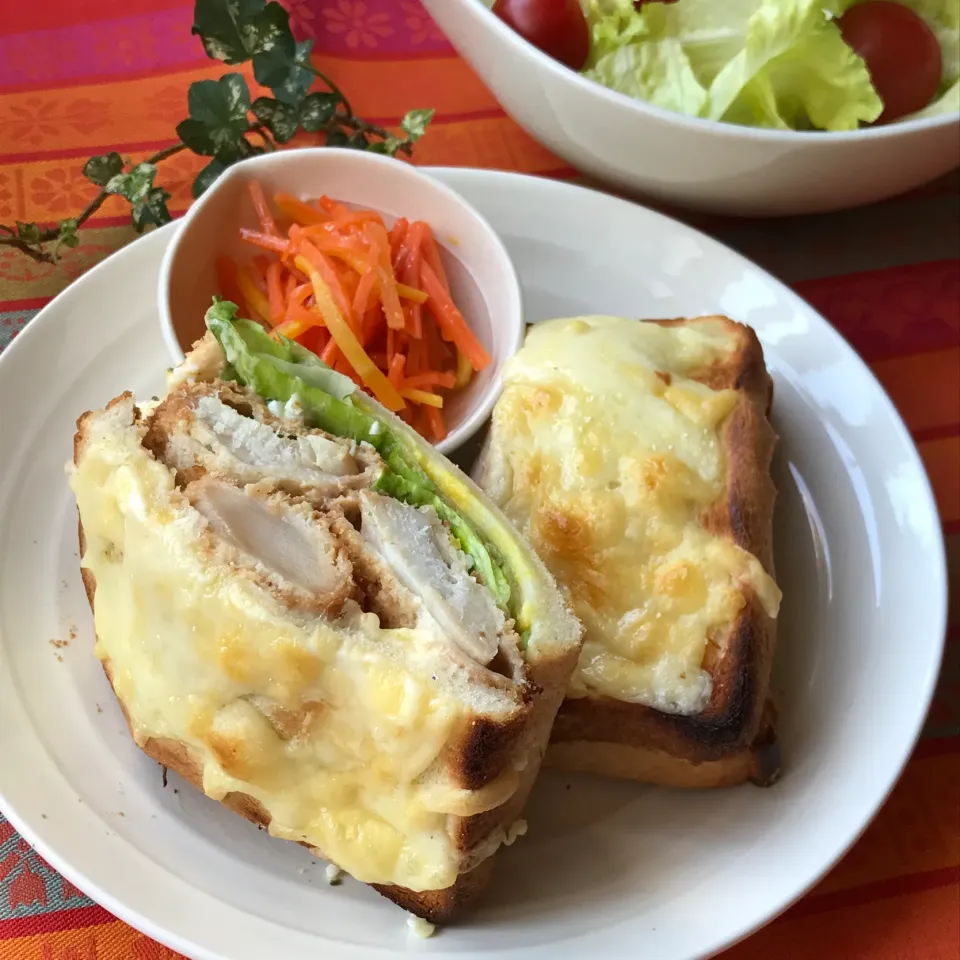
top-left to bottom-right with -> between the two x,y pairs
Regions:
216,181 -> 492,442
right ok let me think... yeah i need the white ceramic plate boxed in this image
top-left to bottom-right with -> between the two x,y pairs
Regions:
0,169 -> 946,960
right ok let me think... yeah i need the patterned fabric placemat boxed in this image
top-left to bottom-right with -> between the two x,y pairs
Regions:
0,3 -> 957,958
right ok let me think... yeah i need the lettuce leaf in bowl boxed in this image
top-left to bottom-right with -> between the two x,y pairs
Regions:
586,36 -> 708,115
706,0 -> 882,130
580,0 -> 887,130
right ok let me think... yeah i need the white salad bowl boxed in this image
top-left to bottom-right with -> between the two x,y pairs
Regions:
158,148 -> 524,454
422,0 -> 960,216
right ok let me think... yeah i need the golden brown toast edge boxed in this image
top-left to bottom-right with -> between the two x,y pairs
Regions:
74,397 -> 579,923
533,316 -> 781,787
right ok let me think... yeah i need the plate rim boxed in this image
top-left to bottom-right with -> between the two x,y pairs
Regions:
0,166 -> 948,960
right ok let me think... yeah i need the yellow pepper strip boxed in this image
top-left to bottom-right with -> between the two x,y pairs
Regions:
294,255 -> 405,412
454,349 -> 473,390
400,388 -> 444,408
318,248 -> 367,275
236,267 -> 273,326
321,247 -> 426,303
273,316 -> 315,340
396,283 -> 428,304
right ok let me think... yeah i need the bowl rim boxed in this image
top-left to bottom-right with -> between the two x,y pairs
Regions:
157,147 -> 525,455
456,0 -> 960,142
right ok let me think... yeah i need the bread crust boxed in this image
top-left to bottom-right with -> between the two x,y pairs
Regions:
484,316 -> 781,788
74,396 -> 579,923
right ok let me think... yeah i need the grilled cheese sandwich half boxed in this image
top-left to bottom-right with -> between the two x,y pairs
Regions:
477,315 -> 782,787
70,305 -> 581,921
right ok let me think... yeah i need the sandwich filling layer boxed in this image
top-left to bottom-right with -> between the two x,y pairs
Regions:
70,387 -> 529,892
481,316 -> 781,715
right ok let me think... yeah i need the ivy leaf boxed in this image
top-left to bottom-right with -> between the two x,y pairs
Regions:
325,129 -> 349,148
251,97 -> 299,143
192,157 -> 228,199
192,0 -> 295,66
15,221 -> 42,245
347,132 -> 369,149
55,218 -> 80,252
255,38 -> 312,105
130,188 -> 173,232
367,109 -> 435,158
177,74 -> 252,163
175,118 -> 216,156
299,92 -> 339,132
400,108 -> 434,142
82,152 -> 125,187
104,162 -> 172,233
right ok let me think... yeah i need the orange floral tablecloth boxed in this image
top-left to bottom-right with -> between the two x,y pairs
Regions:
1,2 -> 958,958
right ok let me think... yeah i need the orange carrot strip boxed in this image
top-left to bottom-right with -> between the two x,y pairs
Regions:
353,266 -> 377,322
321,338 -> 340,365
266,261 -> 285,326
401,260 -> 422,338
419,262 -> 491,371
239,228 -> 288,254
395,220 -> 426,271
361,304 -> 382,347
215,257 -> 248,315
248,181 -> 279,236
423,308 -> 454,369
403,371 -> 457,390
236,267 -> 272,325
401,224 -> 426,337
413,406 -> 432,439
299,259 -> 405,412
318,196 -> 349,217
285,282 -> 312,319
426,406 -> 447,442
407,337 -> 426,377
300,221 -> 360,242
274,192 -> 328,226
366,222 -> 405,330
402,301 -> 420,340
337,267 -> 359,306
421,227 -> 450,292
295,246 -> 354,329
284,273 -> 297,300
388,353 -> 406,386
401,388 -> 443,408
316,196 -> 383,228
336,212 -> 384,231
389,218 -> 409,258
296,325 -> 329,356
284,302 -> 324,329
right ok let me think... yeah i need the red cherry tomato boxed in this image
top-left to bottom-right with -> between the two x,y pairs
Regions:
492,0 -> 590,71
839,1 -> 942,124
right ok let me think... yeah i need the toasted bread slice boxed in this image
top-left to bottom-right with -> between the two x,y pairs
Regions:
71,384 -> 581,923
476,315 -> 781,788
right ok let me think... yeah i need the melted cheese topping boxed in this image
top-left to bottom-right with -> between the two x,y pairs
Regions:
485,317 -> 781,714
69,409 -> 520,891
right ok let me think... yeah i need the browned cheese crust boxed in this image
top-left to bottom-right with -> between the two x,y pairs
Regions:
74,395 -> 579,922
543,316 -> 781,788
